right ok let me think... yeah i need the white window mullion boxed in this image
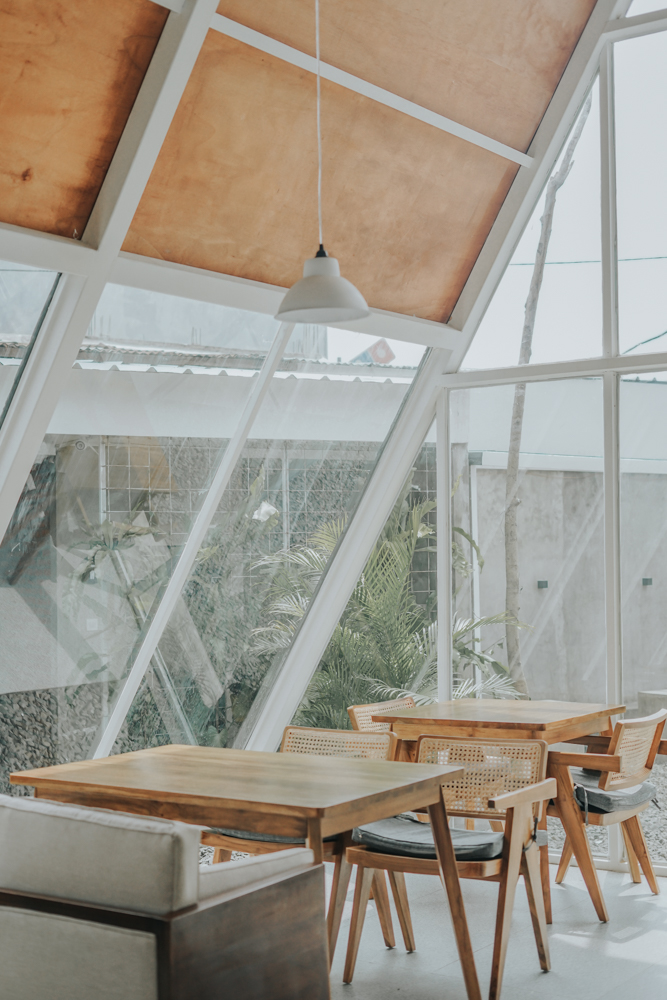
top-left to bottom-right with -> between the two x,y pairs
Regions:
437,389 -> 452,700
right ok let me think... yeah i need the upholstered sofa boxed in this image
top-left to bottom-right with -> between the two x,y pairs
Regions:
0,793 -> 330,1000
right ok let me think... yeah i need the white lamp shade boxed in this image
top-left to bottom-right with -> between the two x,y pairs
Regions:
275,253 -> 370,323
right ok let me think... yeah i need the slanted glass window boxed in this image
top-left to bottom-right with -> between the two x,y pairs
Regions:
464,82 -> 602,370
0,262 -> 59,424
615,31 -> 667,357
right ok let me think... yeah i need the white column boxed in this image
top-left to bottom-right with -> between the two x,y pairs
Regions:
436,389 -> 452,700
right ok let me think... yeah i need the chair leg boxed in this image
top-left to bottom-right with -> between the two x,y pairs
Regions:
538,810 -> 552,924
465,818 -> 475,830
522,841 -> 551,972
548,759 -> 609,922
212,847 -> 233,863
388,871 -> 416,952
490,820 -> 504,832
489,803 -> 529,1000
343,866 -> 374,984
621,823 -> 642,883
372,871 -> 395,948
328,843 -> 354,965
623,816 -> 660,895
555,836 -> 573,884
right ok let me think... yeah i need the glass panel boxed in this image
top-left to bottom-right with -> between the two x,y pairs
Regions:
620,372 -> 667,862
290,432 -> 437,731
627,0 -> 666,13
616,32 -> 667,357
111,342 -> 427,751
0,262 -> 59,422
451,378 -> 607,855
464,81 -> 601,370
0,287 -> 283,790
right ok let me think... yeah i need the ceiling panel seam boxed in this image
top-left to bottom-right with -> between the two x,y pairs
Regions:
210,13 -> 533,168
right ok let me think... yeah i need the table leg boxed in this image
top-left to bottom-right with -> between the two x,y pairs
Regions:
547,757 -> 609,922
327,833 -> 354,965
428,793 -> 482,1000
537,809 -> 552,924
306,817 -> 324,865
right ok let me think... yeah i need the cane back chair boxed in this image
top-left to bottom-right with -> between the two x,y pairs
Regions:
200,725 -> 399,962
343,735 -> 555,1000
347,697 -> 416,733
550,709 -> 667,919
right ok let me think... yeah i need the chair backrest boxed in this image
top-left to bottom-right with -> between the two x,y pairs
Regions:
281,725 -> 397,760
416,736 -> 548,819
347,697 -> 416,733
600,709 -> 667,790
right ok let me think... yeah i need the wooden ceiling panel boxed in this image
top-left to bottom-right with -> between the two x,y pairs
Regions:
124,32 -> 518,323
215,0 -> 597,152
0,0 -> 168,239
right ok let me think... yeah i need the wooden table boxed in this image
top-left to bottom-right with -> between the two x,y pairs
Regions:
374,699 -> 626,925
12,744 -> 482,1000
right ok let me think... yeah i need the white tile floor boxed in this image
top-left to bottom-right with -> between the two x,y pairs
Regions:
328,865 -> 667,999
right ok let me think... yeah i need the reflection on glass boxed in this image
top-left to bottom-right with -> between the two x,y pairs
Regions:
620,372 -> 667,861
111,346 -> 427,752
451,378 -> 607,853
0,261 -> 59,422
290,433 -> 436,731
464,81 -> 601,370
616,32 -> 667,356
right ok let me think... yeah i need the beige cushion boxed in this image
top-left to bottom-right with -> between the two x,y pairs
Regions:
198,848 -> 314,900
0,794 -> 201,915
0,907 -> 157,1000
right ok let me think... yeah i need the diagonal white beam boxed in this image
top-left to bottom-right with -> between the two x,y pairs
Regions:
211,13 -> 532,168
0,222 -> 95,275
0,0 -> 221,545
110,252 -> 462,350
240,346 -> 449,752
603,7 -> 667,40
445,0 -> 633,373
438,349 -> 667,388
91,322 -> 295,759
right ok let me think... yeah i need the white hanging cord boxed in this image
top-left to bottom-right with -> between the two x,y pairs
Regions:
315,0 -> 323,248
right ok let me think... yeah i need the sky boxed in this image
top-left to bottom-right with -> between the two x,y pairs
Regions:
464,25 -> 667,371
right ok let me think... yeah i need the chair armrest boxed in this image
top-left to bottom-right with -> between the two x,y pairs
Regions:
548,751 -> 623,771
488,778 -> 557,810
198,848 -> 314,901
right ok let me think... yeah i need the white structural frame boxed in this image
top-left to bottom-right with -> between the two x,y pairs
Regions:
1,0 -> 666,876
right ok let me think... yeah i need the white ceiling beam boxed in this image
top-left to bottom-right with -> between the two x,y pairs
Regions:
111,252 -> 462,349
439,350 -> 667,389
0,0 -> 222,545
603,7 -> 667,40
0,221 -> 95,275
147,0 -> 185,12
445,0 -> 632,373
210,13 -> 532,168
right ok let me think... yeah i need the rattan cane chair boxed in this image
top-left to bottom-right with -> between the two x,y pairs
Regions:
347,696 -> 416,733
201,725 -> 399,963
342,735 -> 555,1000
549,709 -> 667,919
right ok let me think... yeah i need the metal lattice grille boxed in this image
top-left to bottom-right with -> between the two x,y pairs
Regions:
418,737 -> 547,818
282,726 -> 394,759
348,698 -> 416,733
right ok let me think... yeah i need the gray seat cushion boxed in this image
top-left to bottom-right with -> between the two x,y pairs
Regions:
352,816 -> 504,861
208,827 -> 336,845
571,768 -> 657,813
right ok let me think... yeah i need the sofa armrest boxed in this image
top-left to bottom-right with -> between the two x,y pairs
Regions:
198,848 -> 314,900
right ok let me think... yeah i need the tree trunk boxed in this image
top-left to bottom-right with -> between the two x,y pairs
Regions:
504,94 -> 592,696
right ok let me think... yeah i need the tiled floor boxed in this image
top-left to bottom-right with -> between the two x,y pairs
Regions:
328,865 -> 667,999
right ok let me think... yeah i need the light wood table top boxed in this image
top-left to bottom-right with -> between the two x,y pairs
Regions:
373,699 -> 626,745
10,743 -> 461,840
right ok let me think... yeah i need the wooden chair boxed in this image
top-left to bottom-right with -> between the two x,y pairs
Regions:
347,696 -> 416,732
343,735 -> 556,1000
549,709 -> 667,918
201,725 -> 399,963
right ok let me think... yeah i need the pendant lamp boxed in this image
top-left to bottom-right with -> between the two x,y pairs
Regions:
275,0 -> 369,324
